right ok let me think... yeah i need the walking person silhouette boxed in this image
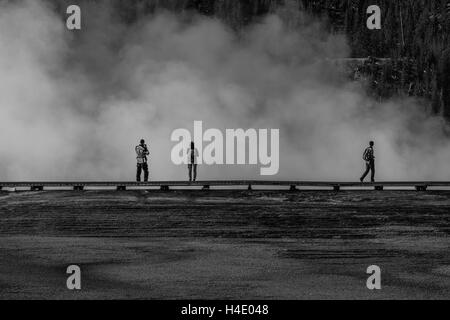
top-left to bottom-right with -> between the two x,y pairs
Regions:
360,141 -> 375,183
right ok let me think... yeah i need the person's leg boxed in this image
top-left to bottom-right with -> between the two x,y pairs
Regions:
143,163 -> 149,182
370,160 -> 375,182
360,162 -> 370,181
188,164 -> 192,181
136,164 -> 142,182
193,164 -> 197,181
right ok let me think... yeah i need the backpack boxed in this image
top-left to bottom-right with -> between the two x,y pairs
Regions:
363,147 -> 373,161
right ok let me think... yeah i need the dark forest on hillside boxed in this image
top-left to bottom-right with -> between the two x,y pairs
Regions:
49,0 -> 450,119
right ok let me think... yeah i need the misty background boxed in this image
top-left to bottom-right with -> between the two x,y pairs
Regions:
0,0 -> 449,181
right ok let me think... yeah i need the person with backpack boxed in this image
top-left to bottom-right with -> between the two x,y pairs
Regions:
187,141 -> 199,182
135,139 -> 150,182
360,141 -> 375,182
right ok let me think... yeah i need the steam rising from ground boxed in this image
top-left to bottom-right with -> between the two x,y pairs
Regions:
0,0 -> 449,181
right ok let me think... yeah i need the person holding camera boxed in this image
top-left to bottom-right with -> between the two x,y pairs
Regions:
135,139 -> 150,182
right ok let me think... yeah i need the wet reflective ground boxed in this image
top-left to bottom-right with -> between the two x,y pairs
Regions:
0,190 -> 449,299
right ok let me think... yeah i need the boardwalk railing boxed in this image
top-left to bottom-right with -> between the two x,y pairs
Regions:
1,181 -> 450,191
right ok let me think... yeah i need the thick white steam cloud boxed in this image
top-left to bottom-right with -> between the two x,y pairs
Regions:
0,0 -> 449,181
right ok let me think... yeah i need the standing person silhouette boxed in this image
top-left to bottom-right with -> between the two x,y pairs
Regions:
135,139 -> 149,182
187,141 -> 199,182
360,141 -> 375,183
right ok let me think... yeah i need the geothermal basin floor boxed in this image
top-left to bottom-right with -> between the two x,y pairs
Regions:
0,190 -> 449,299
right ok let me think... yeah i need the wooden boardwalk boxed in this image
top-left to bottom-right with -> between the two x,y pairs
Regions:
1,181 -> 450,191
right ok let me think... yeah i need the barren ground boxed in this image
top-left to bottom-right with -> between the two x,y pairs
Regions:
0,190 -> 449,299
